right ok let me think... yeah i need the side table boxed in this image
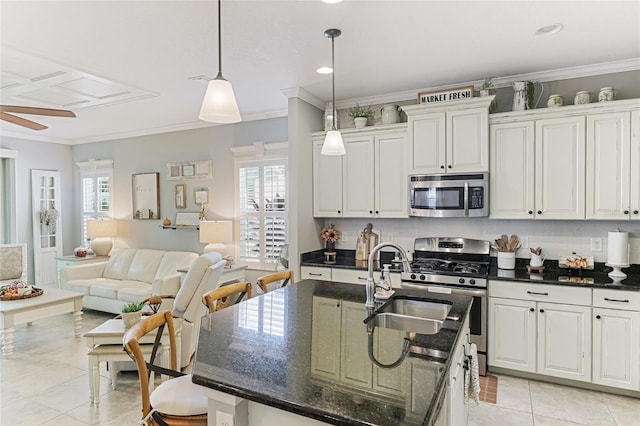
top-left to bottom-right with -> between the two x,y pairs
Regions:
56,255 -> 108,287
84,318 -> 176,405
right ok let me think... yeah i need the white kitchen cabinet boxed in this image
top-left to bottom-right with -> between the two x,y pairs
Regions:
340,301 -> 373,388
488,297 -> 536,372
312,126 -> 408,218
536,302 -> 591,382
490,121 -> 535,219
301,266 -> 331,281
404,101 -> 491,175
632,110 -> 640,221
312,139 -> 343,217
310,296 -> 341,380
535,116 -> 586,219
488,281 -> 591,381
586,112 -> 633,219
306,265 -> 401,288
592,289 -> 640,390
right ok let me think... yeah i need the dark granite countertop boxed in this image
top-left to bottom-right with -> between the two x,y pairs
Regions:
192,279 -> 472,426
488,259 -> 640,290
301,249 -> 405,272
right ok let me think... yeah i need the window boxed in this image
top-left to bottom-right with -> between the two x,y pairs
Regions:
236,157 -> 287,269
78,160 -> 113,243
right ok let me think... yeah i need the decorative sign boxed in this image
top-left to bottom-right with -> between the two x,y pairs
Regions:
417,85 -> 474,104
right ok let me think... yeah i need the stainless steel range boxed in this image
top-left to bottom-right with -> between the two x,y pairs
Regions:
401,237 -> 490,375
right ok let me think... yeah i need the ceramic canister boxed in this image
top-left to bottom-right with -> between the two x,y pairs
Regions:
547,94 -> 564,107
598,87 -> 615,102
574,91 -> 591,105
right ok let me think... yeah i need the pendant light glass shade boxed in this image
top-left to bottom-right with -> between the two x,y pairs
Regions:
321,130 -> 346,155
321,28 -> 345,156
199,76 -> 241,123
199,0 -> 241,124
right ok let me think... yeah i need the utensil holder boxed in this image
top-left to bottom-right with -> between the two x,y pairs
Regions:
497,252 -> 516,270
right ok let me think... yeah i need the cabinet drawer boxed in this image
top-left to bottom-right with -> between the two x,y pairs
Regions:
331,268 -> 370,285
593,289 -> 640,310
489,280 -> 591,305
301,266 -> 332,281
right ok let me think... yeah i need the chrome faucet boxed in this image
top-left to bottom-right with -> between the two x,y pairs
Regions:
365,242 -> 411,308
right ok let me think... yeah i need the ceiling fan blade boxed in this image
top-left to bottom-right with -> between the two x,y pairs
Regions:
1,112 -> 48,130
0,105 -> 76,118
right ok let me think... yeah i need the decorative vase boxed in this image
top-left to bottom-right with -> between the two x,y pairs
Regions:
574,91 -> 591,105
598,87 -> 614,102
354,117 -> 368,128
324,240 -> 336,264
547,94 -> 564,107
381,104 -> 401,124
122,311 -> 142,329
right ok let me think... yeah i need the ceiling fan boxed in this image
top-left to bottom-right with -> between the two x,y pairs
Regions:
0,105 -> 76,131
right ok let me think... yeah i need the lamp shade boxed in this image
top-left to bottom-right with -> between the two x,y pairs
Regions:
198,78 -> 241,124
87,219 -> 117,238
199,220 -> 233,255
321,130 -> 346,155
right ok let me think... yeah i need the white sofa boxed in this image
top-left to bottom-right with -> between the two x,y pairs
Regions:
59,248 -> 198,314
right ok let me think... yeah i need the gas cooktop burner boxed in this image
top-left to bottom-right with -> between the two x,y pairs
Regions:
411,259 -> 488,276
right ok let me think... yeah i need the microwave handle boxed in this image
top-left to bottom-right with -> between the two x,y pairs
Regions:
464,181 -> 469,217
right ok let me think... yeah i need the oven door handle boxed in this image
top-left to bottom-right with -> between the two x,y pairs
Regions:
464,181 -> 469,217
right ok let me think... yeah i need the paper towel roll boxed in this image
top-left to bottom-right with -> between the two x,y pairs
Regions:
607,231 -> 629,266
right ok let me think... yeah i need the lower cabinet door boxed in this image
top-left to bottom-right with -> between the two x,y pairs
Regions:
537,302 -> 591,382
310,296 -> 341,380
488,297 -> 536,372
340,301 -> 373,388
592,307 -> 640,390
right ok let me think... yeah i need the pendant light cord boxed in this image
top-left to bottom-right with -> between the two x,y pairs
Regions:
331,34 -> 336,130
217,0 -> 223,78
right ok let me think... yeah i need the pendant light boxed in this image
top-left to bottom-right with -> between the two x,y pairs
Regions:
199,0 -> 241,124
321,28 -> 345,156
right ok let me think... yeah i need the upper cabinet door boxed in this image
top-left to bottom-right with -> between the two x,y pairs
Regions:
586,112 -> 631,219
447,107 -> 489,173
408,111 -> 446,174
375,132 -> 408,218
342,135 -> 375,217
535,116 -> 586,220
630,110 -> 640,220
490,121 -> 535,219
313,139 -> 343,217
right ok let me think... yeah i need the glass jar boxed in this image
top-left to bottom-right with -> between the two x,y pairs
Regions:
598,87 -> 614,102
574,91 -> 591,105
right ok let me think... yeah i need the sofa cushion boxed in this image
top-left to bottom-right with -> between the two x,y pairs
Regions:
154,251 -> 198,282
0,245 -> 24,280
90,280 -> 142,299
118,285 -> 153,303
103,249 -> 136,280
127,249 -> 164,283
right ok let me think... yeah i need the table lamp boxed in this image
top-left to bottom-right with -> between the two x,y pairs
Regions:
87,219 -> 117,256
199,220 -> 232,255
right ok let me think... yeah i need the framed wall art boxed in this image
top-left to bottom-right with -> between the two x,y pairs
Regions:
166,160 -> 212,180
175,184 -> 186,209
132,172 -> 160,219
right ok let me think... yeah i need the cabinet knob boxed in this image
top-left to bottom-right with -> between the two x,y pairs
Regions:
337,302 -> 340,307
440,165 -> 445,169
537,210 -> 542,215
530,308 -> 535,312
448,165 -> 452,169
369,210 -> 373,214
624,210 -> 629,214
539,309 -> 545,313
528,211 -> 533,215
337,210 -> 341,214
596,315 -> 601,319
634,210 -> 639,215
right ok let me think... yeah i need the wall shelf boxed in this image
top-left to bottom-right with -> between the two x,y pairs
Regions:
161,225 -> 199,230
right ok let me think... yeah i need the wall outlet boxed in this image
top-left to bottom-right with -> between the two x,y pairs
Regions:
520,236 -> 529,249
342,231 -> 349,242
216,411 -> 234,426
591,238 -> 603,252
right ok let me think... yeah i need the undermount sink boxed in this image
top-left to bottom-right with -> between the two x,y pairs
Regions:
365,296 -> 453,335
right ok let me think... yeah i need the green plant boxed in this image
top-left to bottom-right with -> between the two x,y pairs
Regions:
122,302 -> 144,313
348,104 -> 373,119
480,77 -> 494,91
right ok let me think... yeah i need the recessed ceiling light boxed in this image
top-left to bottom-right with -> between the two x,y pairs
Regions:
321,0 -> 343,4
316,67 -> 333,74
535,23 -> 564,36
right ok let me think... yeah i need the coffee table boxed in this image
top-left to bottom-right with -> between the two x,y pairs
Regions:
85,318 -> 174,405
0,287 -> 83,356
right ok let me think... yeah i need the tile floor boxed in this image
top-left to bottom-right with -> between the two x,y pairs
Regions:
1,310 -> 639,425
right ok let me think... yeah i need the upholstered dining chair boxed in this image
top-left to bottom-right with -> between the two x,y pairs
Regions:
202,281 -> 252,313
123,310 -> 207,426
256,270 -> 294,294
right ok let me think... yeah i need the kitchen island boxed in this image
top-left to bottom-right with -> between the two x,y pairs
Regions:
192,279 -> 472,426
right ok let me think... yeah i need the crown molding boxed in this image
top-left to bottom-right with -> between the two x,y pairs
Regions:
281,87 -> 325,110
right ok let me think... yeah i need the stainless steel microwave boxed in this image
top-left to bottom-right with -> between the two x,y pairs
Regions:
409,172 -> 489,217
